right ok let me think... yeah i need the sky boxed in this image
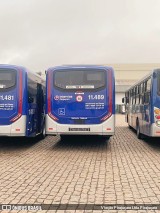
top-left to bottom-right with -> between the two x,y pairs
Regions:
0,0 -> 160,72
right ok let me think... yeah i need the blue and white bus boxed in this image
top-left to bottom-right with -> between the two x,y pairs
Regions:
46,65 -> 115,138
0,64 -> 46,138
123,69 -> 160,138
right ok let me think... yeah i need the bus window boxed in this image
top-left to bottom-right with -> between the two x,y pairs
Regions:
144,91 -> 150,104
147,78 -> 151,91
136,95 -> 139,104
0,69 -> 16,90
54,70 -> 105,90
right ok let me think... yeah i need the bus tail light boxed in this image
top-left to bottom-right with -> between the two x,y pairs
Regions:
101,112 -> 112,121
47,72 -> 59,121
48,113 -> 58,121
10,114 -> 22,122
101,70 -> 113,122
10,70 -> 22,123
156,115 -> 160,119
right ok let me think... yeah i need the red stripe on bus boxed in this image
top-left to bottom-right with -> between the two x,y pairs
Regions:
10,70 -> 22,122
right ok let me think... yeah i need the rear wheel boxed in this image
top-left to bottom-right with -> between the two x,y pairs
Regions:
128,124 -> 132,129
102,135 -> 111,140
136,121 -> 142,139
39,124 -> 46,139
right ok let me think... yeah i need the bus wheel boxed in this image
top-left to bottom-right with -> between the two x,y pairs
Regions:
102,135 -> 111,140
136,121 -> 141,139
40,125 -> 46,139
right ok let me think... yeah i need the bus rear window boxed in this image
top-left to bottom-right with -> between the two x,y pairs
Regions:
0,69 -> 16,90
54,70 -> 106,90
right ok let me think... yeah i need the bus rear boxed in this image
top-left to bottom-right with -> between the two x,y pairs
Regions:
0,65 -> 26,136
46,66 -> 115,137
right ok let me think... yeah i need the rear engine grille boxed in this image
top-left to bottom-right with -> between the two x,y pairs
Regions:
74,119 -> 85,124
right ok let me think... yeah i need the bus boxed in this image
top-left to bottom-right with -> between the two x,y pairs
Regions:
0,64 -> 46,138
122,69 -> 160,138
46,65 -> 115,138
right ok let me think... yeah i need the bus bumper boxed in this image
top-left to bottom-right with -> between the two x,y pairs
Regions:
0,116 -> 26,137
150,123 -> 160,137
46,114 -> 115,136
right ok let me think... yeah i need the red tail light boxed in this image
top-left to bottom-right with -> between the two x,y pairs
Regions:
101,70 -> 112,122
101,112 -> 112,121
10,70 -> 22,122
47,71 -> 58,121
48,113 -> 58,121
156,115 -> 160,120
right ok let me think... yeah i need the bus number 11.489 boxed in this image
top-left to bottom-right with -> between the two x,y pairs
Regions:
88,95 -> 104,100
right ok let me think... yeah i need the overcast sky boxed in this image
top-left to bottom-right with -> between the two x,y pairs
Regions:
0,0 -> 160,72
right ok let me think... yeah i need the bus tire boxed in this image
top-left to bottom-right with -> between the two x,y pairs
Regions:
136,121 -> 142,139
39,124 -> 46,139
102,135 -> 111,140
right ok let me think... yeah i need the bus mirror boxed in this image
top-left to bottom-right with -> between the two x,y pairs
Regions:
122,97 -> 125,103
28,96 -> 34,103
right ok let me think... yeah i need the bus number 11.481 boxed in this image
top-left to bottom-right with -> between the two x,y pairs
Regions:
0,95 -> 14,101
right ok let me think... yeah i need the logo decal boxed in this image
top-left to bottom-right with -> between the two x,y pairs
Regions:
76,95 -> 83,102
54,95 -> 59,100
58,108 -> 65,115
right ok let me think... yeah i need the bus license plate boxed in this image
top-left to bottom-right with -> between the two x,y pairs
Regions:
69,128 -> 90,131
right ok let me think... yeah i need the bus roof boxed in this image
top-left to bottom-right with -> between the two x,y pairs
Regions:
0,64 -> 45,85
46,65 -> 114,72
126,68 -> 160,92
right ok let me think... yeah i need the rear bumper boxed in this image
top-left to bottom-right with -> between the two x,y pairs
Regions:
150,123 -> 160,137
45,114 -> 115,136
0,116 -> 26,137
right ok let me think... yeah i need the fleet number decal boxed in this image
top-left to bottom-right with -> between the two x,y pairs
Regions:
0,95 -> 14,101
88,95 -> 104,100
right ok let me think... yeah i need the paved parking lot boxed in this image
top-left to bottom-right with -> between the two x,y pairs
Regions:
0,114 -> 160,212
